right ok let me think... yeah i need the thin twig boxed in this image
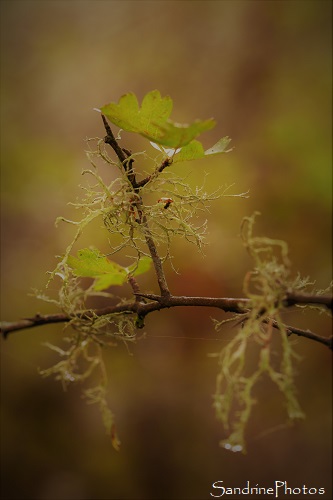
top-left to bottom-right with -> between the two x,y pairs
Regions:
135,158 -> 171,188
101,114 -> 127,165
141,215 -> 170,297
271,319 -> 332,349
128,276 -> 141,302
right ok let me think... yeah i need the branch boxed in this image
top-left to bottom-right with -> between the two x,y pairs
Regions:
3,120 -> 331,351
271,319 -> 332,350
101,118 -> 170,297
0,296 -> 247,337
101,114 -> 128,165
2,294 -> 331,349
1,303 -> 137,338
136,293 -> 249,311
101,115 -> 137,188
141,216 -> 171,297
285,291 -> 333,311
0,314 -> 71,336
135,158 -> 171,188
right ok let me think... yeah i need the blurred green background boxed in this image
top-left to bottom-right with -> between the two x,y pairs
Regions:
1,1 -> 332,499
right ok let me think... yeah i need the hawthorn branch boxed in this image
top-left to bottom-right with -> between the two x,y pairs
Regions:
128,276 -> 141,303
1,294 -> 331,349
284,291 -> 333,311
1,315 -> 71,336
135,158 -> 171,188
101,115 -> 137,187
270,320 -> 332,350
141,216 -> 170,297
101,114 -> 127,165
4,120 -> 330,350
102,117 -> 170,297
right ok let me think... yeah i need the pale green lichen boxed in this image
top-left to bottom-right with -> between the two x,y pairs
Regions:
213,213 -> 306,453
37,137 -> 245,448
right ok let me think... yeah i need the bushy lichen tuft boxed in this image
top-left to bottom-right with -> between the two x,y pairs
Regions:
213,213 -> 306,453
37,136 -> 243,448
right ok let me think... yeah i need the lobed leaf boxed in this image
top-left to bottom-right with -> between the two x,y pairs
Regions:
173,137 -> 232,163
67,248 -> 152,291
101,90 -> 215,148
173,140 -> 205,163
127,256 -> 152,276
154,119 -> 216,148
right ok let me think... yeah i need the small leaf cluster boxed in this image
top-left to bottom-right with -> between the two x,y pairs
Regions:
101,90 -> 232,161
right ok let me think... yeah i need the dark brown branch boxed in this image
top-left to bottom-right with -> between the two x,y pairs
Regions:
1,296 -> 248,337
1,303 -> 138,338
135,293 -> 249,311
128,276 -> 141,303
2,293 -> 331,349
141,216 -> 170,297
101,113 -> 171,189
101,117 -> 170,297
284,291 -> 333,311
101,116 -> 137,186
135,158 -> 171,188
271,319 -> 332,350
0,314 -> 71,336
101,114 -> 128,165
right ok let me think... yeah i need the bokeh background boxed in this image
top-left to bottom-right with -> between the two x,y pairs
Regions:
1,1 -> 332,499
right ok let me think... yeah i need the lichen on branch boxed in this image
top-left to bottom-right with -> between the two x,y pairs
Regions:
1,91 -> 331,454
212,212 -> 331,453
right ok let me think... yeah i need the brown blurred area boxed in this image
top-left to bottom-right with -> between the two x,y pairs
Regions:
1,1 -> 332,499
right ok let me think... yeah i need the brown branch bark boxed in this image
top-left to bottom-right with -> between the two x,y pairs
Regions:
141,216 -> 170,297
101,117 -> 170,297
1,294 -> 331,349
101,114 -> 127,165
284,291 -> 333,311
135,158 -> 171,188
271,319 -> 332,350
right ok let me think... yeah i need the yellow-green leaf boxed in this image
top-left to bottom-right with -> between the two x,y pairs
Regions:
127,256 -> 152,276
156,120 -> 215,148
173,140 -> 205,163
67,248 -> 127,289
205,137 -> 233,155
173,137 -> 232,163
67,248 -> 152,291
101,90 -> 215,148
